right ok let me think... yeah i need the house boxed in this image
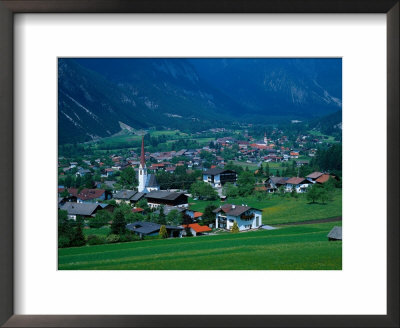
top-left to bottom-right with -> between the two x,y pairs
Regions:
295,160 -> 309,167
76,168 -> 91,177
315,174 -> 338,184
285,177 -> 311,193
182,223 -> 211,236
213,204 -> 263,231
265,177 -> 289,193
126,221 -> 183,239
59,202 -> 102,220
306,171 -> 324,183
145,190 -> 189,209
203,168 -> 237,188
113,190 -> 146,204
154,205 -> 186,216
67,188 -> 111,203
185,210 -> 204,220
327,226 -> 342,241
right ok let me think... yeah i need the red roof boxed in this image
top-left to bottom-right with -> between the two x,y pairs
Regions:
193,212 -> 203,218
68,188 -> 105,200
316,174 -> 331,184
132,207 -> 144,213
182,223 -> 211,233
286,177 -> 307,185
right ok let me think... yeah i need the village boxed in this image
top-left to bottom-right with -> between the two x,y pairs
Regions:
58,126 -> 342,248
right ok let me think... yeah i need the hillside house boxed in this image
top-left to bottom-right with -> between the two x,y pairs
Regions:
67,188 -> 111,203
285,177 -> 311,193
59,202 -> 102,220
145,190 -> 189,209
265,177 -> 289,193
213,204 -> 262,231
306,171 -> 324,183
203,168 -> 237,188
126,221 -> 183,239
113,190 -> 145,204
182,223 -> 211,236
327,226 -> 342,241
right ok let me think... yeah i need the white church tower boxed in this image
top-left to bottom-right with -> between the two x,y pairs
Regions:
138,136 -> 148,193
264,132 -> 268,145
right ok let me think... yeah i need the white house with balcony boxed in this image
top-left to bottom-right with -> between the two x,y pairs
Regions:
202,168 -> 237,188
213,204 -> 263,231
284,177 -> 311,193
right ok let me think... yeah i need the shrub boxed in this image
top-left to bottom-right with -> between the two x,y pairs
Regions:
58,235 -> 70,248
86,235 -> 106,245
159,225 -> 168,239
119,233 -> 140,243
106,234 -> 120,244
231,221 -> 239,233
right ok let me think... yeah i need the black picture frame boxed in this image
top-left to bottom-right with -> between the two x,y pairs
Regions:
0,1 -> 398,327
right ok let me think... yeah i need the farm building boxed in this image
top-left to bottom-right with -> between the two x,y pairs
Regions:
327,226 -> 342,241
265,177 -> 289,193
59,202 -> 103,221
284,177 -> 311,193
203,168 -> 237,188
126,221 -> 183,239
213,204 -> 262,231
182,223 -> 212,236
113,190 -> 145,204
145,190 -> 189,209
67,188 -> 111,203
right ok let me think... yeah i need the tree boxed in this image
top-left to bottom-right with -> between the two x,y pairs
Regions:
237,171 -> 256,196
306,184 -> 321,203
89,210 -> 112,228
190,181 -> 218,200
111,208 -> 127,235
70,220 -> 86,247
265,163 -> 270,177
120,167 -> 137,188
231,221 -> 239,233
157,206 -> 167,225
223,182 -> 238,198
202,204 -> 218,226
58,209 -> 73,248
159,225 -> 168,239
258,164 -> 264,176
166,209 -> 182,226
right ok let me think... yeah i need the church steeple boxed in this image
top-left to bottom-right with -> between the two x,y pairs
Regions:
140,136 -> 146,168
264,132 -> 268,145
138,136 -> 148,192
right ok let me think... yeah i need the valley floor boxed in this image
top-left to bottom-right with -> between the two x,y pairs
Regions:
58,222 -> 342,270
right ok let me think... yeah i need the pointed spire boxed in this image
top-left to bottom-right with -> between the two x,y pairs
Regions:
140,136 -> 146,167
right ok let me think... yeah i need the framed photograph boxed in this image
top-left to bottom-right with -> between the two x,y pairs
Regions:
0,1 -> 398,327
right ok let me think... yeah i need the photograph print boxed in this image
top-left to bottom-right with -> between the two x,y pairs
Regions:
58,58 -> 342,270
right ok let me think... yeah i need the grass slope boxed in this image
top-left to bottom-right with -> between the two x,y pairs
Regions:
189,190 -> 342,225
59,222 -> 341,270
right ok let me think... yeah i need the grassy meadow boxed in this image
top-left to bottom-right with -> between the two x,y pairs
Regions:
59,222 -> 341,270
189,189 -> 342,225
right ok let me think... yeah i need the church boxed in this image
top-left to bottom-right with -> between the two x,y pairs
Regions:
137,136 -> 160,193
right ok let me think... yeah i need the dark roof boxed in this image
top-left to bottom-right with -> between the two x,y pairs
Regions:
131,192 -> 145,201
145,190 -> 186,201
155,205 -> 186,216
203,168 -> 236,176
126,221 -> 183,235
327,226 -> 342,240
114,190 -> 137,200
60,202 -> 101,216
269,177 -> 289,185
213,204 -> 261,217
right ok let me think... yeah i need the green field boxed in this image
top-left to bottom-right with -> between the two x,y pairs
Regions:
189,190 -> 342,225
58,222 -> 341,270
